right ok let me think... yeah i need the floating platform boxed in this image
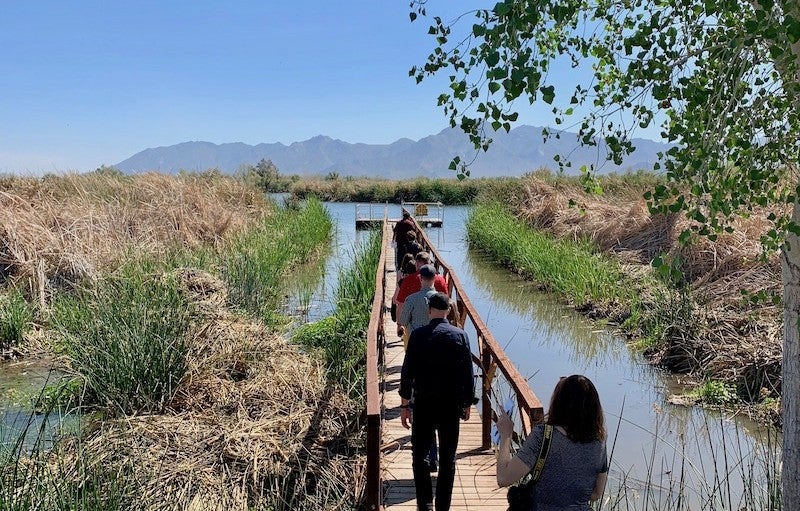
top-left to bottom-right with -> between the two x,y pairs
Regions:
355,202 -> 444,230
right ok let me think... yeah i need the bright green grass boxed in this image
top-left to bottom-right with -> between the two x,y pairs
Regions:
224,198 -> 332,324
293,230 -> 381,400
0,288 -> 34,350
467,203 -> 627,307
50,264 -> 192,416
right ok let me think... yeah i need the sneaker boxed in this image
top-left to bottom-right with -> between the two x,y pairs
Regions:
417,504 -> 433,511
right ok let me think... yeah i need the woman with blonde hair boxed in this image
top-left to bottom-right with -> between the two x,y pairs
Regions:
496,375 -> 608,511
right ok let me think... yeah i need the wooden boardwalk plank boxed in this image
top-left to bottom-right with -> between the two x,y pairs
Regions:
381,238 -> 505,510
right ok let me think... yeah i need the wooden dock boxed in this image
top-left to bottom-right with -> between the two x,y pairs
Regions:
379,244 -> 508,510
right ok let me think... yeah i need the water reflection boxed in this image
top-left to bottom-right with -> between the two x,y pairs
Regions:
465,249 -> 621,362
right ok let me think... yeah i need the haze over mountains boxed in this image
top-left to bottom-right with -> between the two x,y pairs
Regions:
116,125 -> 668,178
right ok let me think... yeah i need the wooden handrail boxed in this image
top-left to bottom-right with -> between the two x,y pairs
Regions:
365,220 -> 389,510
406,213 -> 544,445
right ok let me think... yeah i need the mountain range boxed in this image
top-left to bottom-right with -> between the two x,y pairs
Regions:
116,125 -> 668,178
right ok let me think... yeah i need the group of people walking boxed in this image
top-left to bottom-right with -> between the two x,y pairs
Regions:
392,211 -> 608,511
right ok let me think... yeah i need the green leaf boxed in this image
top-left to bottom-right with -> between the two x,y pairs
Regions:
494,2 -> 511,16
786,16 -> 800,43
540,85 -> 555,104
409,12 -> 417,22
472,24 -> 486,37
489,82 -> 501,94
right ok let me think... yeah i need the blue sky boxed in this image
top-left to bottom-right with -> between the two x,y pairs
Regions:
1,1 -> 658,173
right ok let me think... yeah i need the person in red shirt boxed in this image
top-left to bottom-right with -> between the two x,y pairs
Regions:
396,252 -> 448,324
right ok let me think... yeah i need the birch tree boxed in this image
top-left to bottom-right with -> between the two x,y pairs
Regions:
411,0 -> 800,504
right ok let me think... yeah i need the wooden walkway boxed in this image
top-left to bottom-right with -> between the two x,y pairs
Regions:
380,243 -> 508,510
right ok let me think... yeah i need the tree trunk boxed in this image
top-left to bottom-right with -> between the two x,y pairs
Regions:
783,9 -> 800,506
783,197 -> 800,508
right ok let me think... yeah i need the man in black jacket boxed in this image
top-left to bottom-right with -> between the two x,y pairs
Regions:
399,292 -> 475,511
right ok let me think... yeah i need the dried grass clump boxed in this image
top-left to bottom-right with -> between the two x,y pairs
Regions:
0,172 -> 269,303
514,176 -> 784,402
70,269 -> 364,510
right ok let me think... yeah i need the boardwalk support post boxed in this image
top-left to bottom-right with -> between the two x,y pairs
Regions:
481,344 -> 492,449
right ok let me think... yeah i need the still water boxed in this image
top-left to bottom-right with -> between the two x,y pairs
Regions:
305,200 -> 778,509
0,360 -> 71,451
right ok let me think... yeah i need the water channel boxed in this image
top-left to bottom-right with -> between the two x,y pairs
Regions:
305,199 -> 779,509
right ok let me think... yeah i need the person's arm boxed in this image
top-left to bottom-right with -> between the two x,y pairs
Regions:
459,332 -> 475,410
398,295 -> 413,333
495,412 -> 532,487
590,472 -> 608,501
399,333 -> 417,428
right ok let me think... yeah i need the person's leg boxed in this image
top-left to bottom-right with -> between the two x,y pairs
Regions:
429,433 -> 438,472
411,401 -> 435,510
434,404 -> 461,511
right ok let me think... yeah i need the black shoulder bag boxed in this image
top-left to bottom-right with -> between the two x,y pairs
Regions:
506,424 -> 554,511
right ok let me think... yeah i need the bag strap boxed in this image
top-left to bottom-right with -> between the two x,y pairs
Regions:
531,424 -> 554,483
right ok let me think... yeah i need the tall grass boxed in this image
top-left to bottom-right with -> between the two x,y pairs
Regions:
50,264 -> 192,416
294,230 -> 382,400
467,203 -> 627,307
601,417 -> 781,511
224,199 -> 332,323
0,288 -> 33,350
1,392 -> 140,511
285,170 -> 664,205
289,176 -> 523,204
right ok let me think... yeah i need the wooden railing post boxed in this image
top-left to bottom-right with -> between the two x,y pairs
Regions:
481,342 -> 492,449
366,413 -> 381,509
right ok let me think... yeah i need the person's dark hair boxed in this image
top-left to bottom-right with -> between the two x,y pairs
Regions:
418,264 -> 436,279
428,292 -> 450,311
402,210 -> 411,219
414,251 -> 432,263
547,375 -> 605,443
406,230 -> 417,242
402,258 -> 417,276
400,252 -> 415,272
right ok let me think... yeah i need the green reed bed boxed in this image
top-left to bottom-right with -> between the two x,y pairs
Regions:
2,184 -> 340,510
293,230 -> 381,401
43,199 -> 332,416
50,264 -> 193,416
224,198 -> 332,323
0,288 -> 33,352
289,176 -> 523,205
467,203 -> 627,308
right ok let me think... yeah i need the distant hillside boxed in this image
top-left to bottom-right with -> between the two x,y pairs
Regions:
116,125 -> 668,177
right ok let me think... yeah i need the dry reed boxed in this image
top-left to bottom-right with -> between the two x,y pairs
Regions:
0,172 -> 269,305
514,176 -> 783,408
